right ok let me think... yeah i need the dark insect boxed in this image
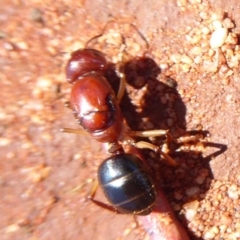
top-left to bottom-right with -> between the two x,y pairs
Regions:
62,32 -> 192,237
63,47 -> 177,215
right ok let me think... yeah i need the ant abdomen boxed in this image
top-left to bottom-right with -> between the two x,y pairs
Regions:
66,49 -> 108,83
98,153 -> 157,215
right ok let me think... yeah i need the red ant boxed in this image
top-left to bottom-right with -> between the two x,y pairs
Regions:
62,23 -> 190,239
63,46 -> 178,214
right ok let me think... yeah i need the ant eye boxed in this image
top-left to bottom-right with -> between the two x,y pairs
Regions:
80,109 -> 115,133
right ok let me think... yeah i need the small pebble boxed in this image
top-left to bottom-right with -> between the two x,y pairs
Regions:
212,20 -> 222,30
17,41 -> 28,50
184,200 -> 199,221
173,191 -> 183,200
191,46 -> 202,55
0,137 -> 11,146
195,175 -> 206,184
5,224 -> 20,233
185,186 -> 200,197
220,213 -> 233,226
177,0 -> 187,7
210,28 -> 228,49
36,76 -> 53,89
30,8 -> 44,22
204,228 -> 216,239
223,18 -> 234,29
3,42 -> 14,50
219,225 -> 227,233
227,187 -> 239,200
181,55 -> 193,64
201,26 -> 210,35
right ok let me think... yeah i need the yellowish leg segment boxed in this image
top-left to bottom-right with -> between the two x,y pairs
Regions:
88,178 -> 100,200
60,128 -> 89,135
129,129 -> 169,138
134,141 -> 178,167
116,70 -> 126,103
88,178 -> 120,213
127,129 -> 177,166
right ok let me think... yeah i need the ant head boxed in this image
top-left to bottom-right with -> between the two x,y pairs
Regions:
65,49 -> 108,84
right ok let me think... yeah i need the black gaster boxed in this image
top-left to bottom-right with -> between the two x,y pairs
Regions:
98,154 -> 157,215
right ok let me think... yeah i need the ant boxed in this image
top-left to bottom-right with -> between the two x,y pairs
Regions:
63,46 -> 177,215
61,22 -> 199,217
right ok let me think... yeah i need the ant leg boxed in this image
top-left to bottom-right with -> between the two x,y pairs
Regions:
175,141 -> 205,153
88,178 -> 99,200
129,23 -> 149,50
134,141 -> 178,167
88,179 -> 121,213
129,129 -> 169,138
60,128 -> 88,135
173,134 -> 204,152
115,37 -> 127,103
116,69 -> 126,102
127,129 -> 176,165
173,134 -> 203,144
85,20 -> 118,48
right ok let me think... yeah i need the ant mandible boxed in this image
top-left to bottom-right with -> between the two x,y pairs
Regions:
62,23 -> 183,216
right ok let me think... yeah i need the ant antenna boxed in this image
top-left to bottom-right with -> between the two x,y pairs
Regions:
128,23 -> 149,50
85,20 -> 149,52
85,20 -> 116,48
53,51 -> 71,59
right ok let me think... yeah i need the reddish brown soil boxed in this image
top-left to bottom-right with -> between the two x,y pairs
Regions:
1,1 -> 240,240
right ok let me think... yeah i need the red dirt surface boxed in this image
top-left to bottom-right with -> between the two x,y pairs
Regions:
1,0 -> 240,239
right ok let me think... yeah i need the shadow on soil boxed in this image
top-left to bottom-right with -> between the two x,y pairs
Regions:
106,56 -> 227,240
